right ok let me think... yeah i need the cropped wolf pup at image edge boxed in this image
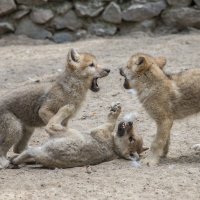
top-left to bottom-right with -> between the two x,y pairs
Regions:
0,48 -> 110,169
120,53 -> 200,166
11,103 -> 148,169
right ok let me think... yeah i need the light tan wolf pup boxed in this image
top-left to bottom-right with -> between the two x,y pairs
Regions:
0,48 -> 110,169
11,103 -> 148,168
120,53 -> 200,166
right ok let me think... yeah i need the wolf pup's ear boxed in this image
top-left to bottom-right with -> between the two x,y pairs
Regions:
67,48 -> 80,69
136,56 -> 149,75
155,56 -> 166,69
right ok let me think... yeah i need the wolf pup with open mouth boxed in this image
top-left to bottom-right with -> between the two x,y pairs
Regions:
11,103 -> 145,168
120,52 -> 200,166
0,48 -> 110,169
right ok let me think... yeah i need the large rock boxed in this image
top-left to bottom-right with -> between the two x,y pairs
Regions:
167,0 -> 192,7
51,10 -> 82,31
120,19 -> 157,34
88,22 -> 117,36
122,1 -> 166,22
0,22 -> 15,35
16,17 -> 52,39
54,2 -> 73,15
13,6 -> 30,20
162,7 -> 200,29
102,2 -> 121,24
30,8 -> 54,24
75,1 -> 104,17
52,32 -> 75,43
16,0 -> 47,6
0,0 -> 16,17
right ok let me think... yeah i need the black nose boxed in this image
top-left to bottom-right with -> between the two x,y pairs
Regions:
104,69 -> 110,74
119,68 -> 125,77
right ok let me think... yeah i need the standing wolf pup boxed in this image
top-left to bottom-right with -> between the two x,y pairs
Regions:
120,52 -> 200,166
12,103 -> 148,168
0,48 -> 110,169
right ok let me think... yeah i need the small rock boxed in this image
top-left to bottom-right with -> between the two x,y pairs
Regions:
0,22 -> 15,35
162,7 -> 200,29
102,2 -> 122,24
30,8 -> 54,24
122,1 -> 167,22
75,1 -> 104,17
88,22 -> 117,36
51,10 -> 82,31
52,32 -> 75,43
120,19 -> 157,34
55,2 -> 73,15
13,6 -> 30,20
16,17 -> 52,40
0,0 -> 17,17
75,29 -> 87,39
167,0 -> 192,7
16,0 -> 47,6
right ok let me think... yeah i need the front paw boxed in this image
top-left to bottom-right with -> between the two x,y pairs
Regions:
45,123 -> 65,135
141,153 -> 159,167
109,102 -> 121,117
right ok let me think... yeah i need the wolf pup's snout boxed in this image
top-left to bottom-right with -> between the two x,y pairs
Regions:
119,68 -> 130,89
102,68 -> 110,77
119,68 -> 126,77
117,122 -> 126,137
104,69 -> 110,74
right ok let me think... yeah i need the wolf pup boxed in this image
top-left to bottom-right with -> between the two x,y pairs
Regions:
0,48 -> 110,169
11,103 -> 146,168
120,52 -> 200,166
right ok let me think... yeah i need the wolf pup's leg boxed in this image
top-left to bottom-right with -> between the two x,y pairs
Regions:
91,103 -> 121,138
12,147 -> 41,165
161,135 -> 170,158
0,113 -> 23,169
13,126 -> 34,154
106,103 -> 122,131
142,117 -> 173,166
45,104 -> 75,136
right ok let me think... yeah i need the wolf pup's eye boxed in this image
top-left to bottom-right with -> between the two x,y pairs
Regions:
89,63 -> 94,67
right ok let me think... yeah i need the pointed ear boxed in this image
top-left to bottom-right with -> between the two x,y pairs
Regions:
155,56 -> 166,69
136,56 -> 149,75
67,48 -> 80,63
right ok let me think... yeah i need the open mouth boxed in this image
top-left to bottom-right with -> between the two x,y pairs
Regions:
119,68 -> 130,89
91,77 -> 100,92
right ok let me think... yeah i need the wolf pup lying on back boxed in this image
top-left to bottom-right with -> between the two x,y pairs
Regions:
120,52 -> 200,166
12,103 -> 148,169
0,48 -> 110,169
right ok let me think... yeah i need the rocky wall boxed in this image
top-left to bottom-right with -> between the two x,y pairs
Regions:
0,0 -> 200,43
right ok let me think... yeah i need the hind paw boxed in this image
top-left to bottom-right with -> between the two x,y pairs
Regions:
45,123 -> 65,135
0,157 -> 10,169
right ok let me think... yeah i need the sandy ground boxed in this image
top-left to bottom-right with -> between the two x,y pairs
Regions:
0,32 -> 200,200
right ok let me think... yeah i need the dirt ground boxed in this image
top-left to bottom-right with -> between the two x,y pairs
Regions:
0,32 -> 200,200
